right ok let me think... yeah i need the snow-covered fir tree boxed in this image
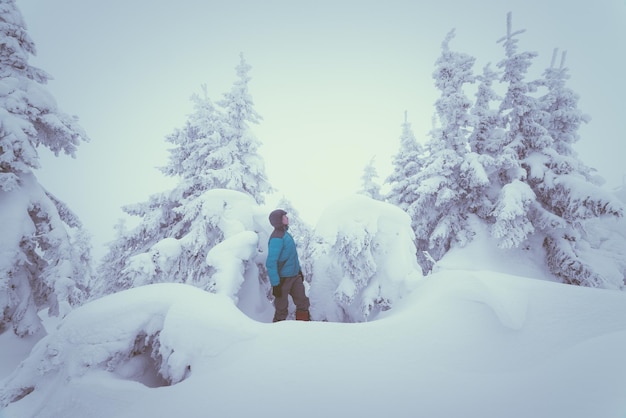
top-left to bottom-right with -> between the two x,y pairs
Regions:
216,53 -> 273,204
388,17 -> 624,289
160,87 -> 227,198
95,57 -> 274,310
528,48 -> 624,288
160,55 -> 272,204
481,14 -> 624,288
0,0 -> 91,335
309,196 -> 421,322
419,13 -> 626,289
358,156 -> 383,200
386,112 -> 432,270
465,63 -> 503,222
468,63 -> 502,158
486,12 -> 546,249
386,111 -> 424,211
404,30 -> 489,263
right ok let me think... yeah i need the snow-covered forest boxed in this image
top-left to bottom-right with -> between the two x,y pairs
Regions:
2,0 -> 626,416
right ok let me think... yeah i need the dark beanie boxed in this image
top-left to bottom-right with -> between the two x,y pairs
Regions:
269,209 -> 287,228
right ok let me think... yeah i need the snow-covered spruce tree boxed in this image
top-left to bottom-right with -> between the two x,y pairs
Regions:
465,63 -> 504,224
96,183 -> 171,294
468,63 -> 503,184
0,0 -> 91,335
468,63 -> 502,156
487,12 -> 545,249
309,195 -> 421,322
358,156 -> 383,200
405,30 -> 489,264
480,13 -> 624,288
216,53 -> 272,204
386,111 -> 424,212
95,58 -> 274,313
530,49 -> 624,288
386,112 -> 431,270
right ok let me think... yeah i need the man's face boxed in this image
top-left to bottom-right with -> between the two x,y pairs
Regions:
282,215 -> 289,226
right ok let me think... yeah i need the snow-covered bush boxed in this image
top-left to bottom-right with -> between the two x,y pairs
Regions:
309,195 -> 422,322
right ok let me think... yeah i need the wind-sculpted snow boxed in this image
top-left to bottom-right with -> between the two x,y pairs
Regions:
206,230 -> 259,299
103,189 -> 272,318
415,272 -> 530,331
0,284 -> 258,408
4,270 -> 626,418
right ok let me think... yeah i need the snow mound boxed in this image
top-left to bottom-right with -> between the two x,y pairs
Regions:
436,216 -> 554,281
3,271 -> 626,418
0,284 -> 258,407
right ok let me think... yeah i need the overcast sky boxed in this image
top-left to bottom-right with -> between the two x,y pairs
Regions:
18,0 -> 626,259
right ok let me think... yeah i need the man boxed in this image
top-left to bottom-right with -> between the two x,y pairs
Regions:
265,209 -> 310,322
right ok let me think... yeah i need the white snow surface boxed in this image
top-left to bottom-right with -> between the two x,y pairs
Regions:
2,272 -> 626,418
2,196 -> 626,418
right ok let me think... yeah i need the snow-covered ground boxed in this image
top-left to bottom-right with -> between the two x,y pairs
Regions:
2,247 -> 626,418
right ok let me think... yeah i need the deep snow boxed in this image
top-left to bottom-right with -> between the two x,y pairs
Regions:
2,266 -> 626,417
2,194 -> 626,418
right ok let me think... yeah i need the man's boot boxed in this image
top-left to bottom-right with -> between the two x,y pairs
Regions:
295,310 -> 310,321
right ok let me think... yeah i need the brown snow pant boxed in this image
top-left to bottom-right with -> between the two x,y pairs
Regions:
273,274 -> 310,322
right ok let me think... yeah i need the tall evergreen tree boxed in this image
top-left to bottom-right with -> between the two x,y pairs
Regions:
95,57 -> 272,300
160,86 -> 227,198
386,112 -> 433,270
468,64 -> 501,156
487,12 -> 546,248
487,13 -> 624,288
217,53 -> 272,204
406,30 -> 489,262
0,0 -> 91,335
532,49 -> 623,288
466,63 -> 503,221
386,111 -> 424,212
358,156 -> 383,200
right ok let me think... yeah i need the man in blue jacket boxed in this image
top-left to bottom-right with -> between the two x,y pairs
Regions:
265,209 -> 310,322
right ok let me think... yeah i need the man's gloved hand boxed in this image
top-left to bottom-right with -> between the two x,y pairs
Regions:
272,285 -> 282,298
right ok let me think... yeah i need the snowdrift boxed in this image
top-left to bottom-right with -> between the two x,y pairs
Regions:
3,270 -> 626,418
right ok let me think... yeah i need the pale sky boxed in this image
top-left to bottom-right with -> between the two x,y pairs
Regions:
18,0 -> 626,259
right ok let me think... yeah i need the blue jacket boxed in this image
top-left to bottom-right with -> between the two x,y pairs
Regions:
266,228 -> 301,286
